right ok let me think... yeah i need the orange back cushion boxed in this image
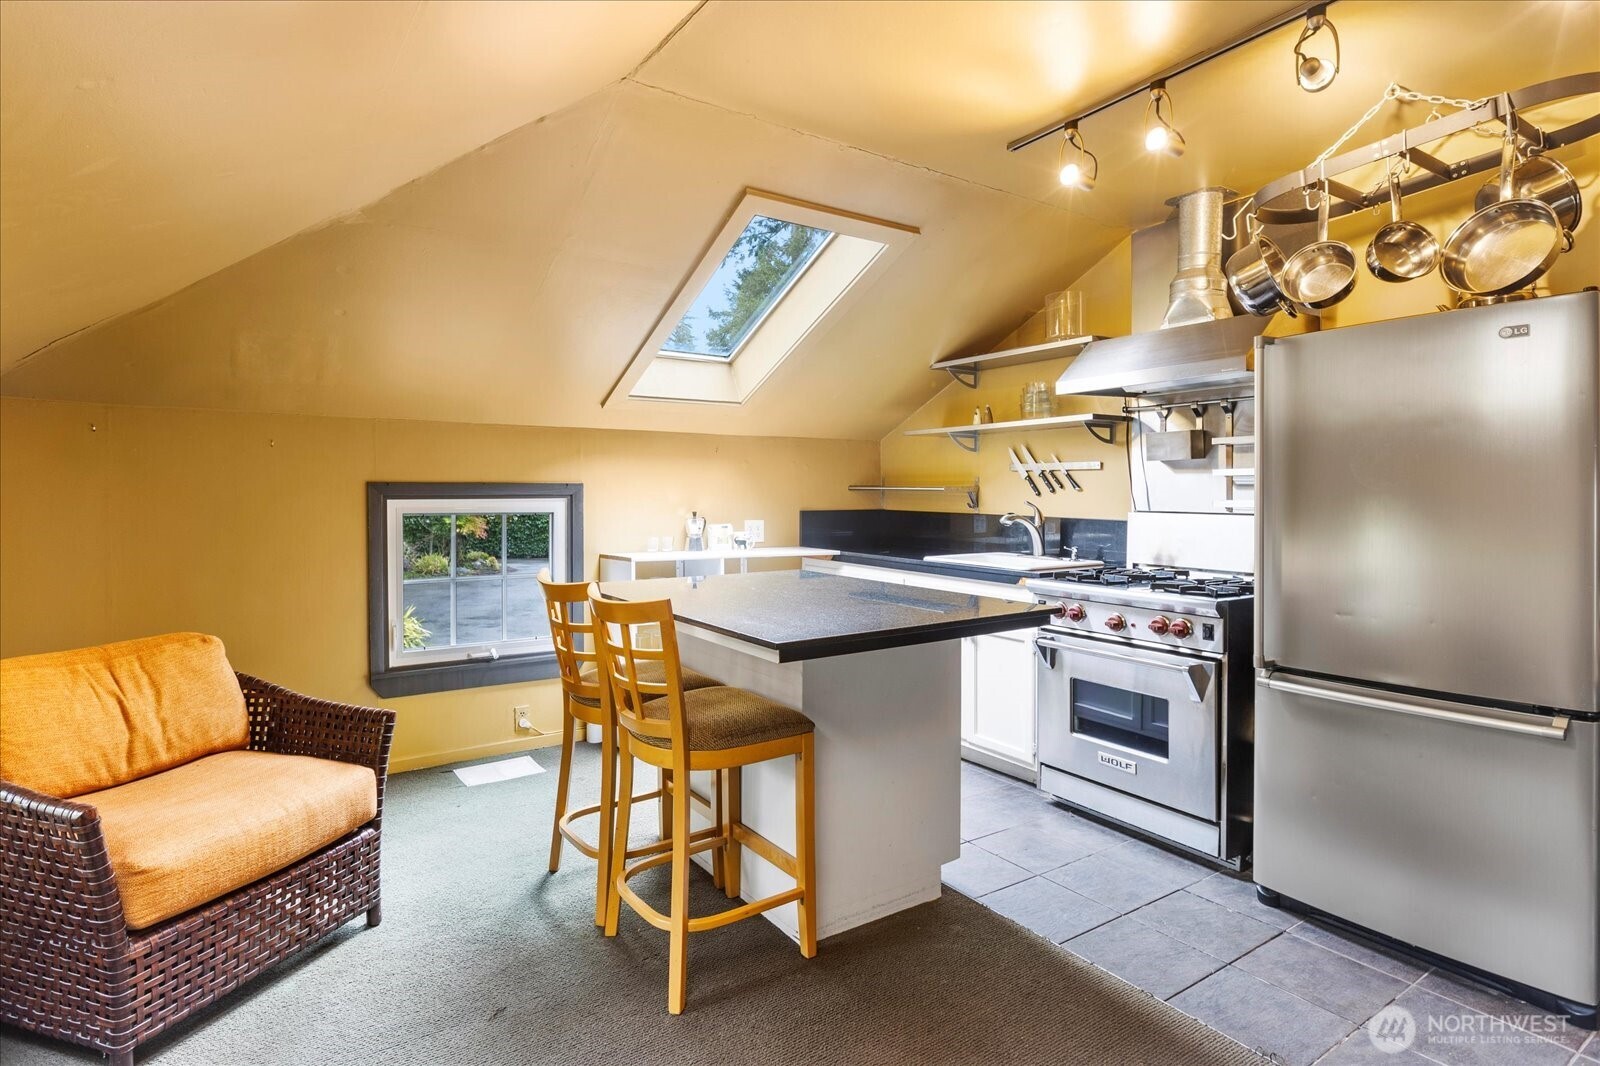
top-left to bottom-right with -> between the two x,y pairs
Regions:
0,633 -> 249,797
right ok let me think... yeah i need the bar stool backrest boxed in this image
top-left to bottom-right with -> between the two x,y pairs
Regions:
538,578 -> 602,705
588,595 -> 686,752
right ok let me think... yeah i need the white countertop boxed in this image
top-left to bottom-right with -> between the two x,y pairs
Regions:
598,545 -> 839,563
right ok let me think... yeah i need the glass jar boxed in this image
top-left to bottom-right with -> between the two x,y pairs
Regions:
1021,381 -> 1055,420
1044,290 -> 1085,341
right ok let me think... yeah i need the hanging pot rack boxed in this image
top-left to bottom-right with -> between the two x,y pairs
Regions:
1251,72 -> 1600,227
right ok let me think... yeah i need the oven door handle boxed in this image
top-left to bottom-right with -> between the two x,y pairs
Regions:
1037,637 -> 1215,704
1259,672 -> 1571,739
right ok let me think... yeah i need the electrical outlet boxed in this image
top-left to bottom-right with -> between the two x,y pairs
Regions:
743,519 -> 765,545
512,705 -> 533,732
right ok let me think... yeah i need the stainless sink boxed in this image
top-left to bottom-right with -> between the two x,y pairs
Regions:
922,552 -> 1101,573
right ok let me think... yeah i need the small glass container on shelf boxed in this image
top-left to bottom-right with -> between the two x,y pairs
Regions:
1021,381 -> 1055,420
1044,290 -> 1085,341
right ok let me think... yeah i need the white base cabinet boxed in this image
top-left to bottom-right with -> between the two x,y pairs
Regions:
960,630 -> 1038,781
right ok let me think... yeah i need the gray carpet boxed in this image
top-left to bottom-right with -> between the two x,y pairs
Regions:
2,744 -> 1265,1066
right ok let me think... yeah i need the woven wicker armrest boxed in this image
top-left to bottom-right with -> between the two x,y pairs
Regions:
0,779 -> 131,965
236,674 -> 397,822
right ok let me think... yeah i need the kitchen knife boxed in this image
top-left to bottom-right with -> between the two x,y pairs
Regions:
1048,451 -> 1084,492
1023,443 -> 1065,491
1007,447 -> 1041,497
1019,443 -> 1057,494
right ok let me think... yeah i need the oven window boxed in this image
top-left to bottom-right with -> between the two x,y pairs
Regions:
1070,679 -> 1170,758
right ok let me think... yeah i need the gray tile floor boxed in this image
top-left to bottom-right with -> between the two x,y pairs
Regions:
947,761 -> 1597,1066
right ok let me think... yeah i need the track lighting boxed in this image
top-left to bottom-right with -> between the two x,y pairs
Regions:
1294,6 -> 1340,92
1056,123 -> 1098,190
1142,83 -> 1184,158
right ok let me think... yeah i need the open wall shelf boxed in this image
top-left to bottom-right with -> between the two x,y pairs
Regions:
929,335 -> 1103,388
903,412 -> 1127,452
848,484 -> 980,510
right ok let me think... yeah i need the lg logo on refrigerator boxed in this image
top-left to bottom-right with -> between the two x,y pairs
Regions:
1498,324 -> 1531,339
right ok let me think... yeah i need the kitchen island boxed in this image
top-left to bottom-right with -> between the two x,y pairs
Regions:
598,569 -> 1056,942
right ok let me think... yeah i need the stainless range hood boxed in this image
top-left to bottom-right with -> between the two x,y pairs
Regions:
1057,187 -> 1270,397
1054,314 -> 1270,396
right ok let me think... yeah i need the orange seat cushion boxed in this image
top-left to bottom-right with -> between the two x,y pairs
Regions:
0,633 -> 248,798
79,749 -> 377,930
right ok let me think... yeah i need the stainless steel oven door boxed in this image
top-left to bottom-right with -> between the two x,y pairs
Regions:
1037,632 -> 1219,821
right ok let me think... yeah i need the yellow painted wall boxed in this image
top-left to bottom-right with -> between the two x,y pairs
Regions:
0,396 -> 877,771
879,239 -> 1135,521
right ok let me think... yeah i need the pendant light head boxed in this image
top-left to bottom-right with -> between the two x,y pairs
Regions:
1056,123 -> 1098,190
1294,7 -> 1340,92
1142,83 -> 1185,158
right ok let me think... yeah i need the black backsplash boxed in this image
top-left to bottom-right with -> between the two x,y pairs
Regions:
801,509 -> 1126,566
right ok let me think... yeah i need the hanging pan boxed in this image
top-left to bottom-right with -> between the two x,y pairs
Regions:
1474,153 -> 1582,242
1440,113 -> 1563,296
1226,214 -> 1298,317
1366,143 -> 1439,282
1281,176 -> 1358,311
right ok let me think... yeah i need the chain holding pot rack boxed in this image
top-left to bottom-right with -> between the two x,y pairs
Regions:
1250,72 -> 1600,227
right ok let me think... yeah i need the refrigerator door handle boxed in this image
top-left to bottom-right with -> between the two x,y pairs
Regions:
1259,672 -> 1571,739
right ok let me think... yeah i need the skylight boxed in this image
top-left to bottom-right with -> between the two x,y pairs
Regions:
660,216 -> 833,361
605,190 -> 918,408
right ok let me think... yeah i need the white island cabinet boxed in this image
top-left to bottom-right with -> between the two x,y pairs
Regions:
598,570 -> 1055,942
803,556 -> 1041,783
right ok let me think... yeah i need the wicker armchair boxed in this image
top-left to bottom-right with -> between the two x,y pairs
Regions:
0,673 -> 395,1066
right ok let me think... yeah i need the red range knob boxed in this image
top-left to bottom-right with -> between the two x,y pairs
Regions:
1148,616 -> 1171,635
1104,613 -> 1127,632
1065,603 -> 1088,622
1170,619 -> 1194,639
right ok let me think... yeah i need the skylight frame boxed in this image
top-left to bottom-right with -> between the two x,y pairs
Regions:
604,190 -> 918,409
656,226 -> 837,365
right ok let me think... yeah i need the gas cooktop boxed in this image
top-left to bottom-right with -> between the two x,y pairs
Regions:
1047,566 -> 1253,598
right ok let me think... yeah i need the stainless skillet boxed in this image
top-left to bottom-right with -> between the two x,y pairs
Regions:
1440,116 -> 1563,296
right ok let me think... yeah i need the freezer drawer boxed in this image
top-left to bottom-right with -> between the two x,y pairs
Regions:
1255,672 -> 1599,1005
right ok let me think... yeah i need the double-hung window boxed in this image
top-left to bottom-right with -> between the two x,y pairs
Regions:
367,482 -> 582,697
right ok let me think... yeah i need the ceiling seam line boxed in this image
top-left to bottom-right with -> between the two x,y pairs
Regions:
620,77 -> 1120,223
627,0 -> 710,79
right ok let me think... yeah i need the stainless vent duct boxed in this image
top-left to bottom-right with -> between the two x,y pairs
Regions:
1162,187 -> 1235,329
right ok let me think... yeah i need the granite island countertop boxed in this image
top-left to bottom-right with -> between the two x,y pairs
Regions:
597,569 -> 1057,662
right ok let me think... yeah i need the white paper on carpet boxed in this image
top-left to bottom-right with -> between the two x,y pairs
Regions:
452,755 -> 546,787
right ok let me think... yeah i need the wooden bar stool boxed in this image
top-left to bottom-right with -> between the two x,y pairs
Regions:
590,593 -> 818,1015
538,579 -> 721,926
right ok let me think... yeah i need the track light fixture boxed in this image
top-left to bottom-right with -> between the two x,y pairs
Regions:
1056,123 -> 1098,190
1008,3 -> 1346,157
1142,83 -> 1185,158
1294,6 -> 1340,92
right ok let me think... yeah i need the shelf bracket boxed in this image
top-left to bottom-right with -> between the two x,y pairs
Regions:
947,430 -> 980,453
945,366 -> 980,390
1085,422 -> 1118,445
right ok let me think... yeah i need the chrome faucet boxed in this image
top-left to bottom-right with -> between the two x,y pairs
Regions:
1000,501 -> 1046,556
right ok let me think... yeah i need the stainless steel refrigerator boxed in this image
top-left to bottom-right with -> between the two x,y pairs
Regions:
1253,290 -> 1599,1027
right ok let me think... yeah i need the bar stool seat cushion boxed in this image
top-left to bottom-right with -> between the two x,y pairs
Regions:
634,686 -> 813,751
578,661 -> 719,705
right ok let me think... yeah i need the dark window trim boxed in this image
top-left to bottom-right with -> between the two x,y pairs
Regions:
366,481 -> 583,699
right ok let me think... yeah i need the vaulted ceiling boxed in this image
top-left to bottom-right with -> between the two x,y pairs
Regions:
3,1 -> 1596,439
0,0 -> 698,371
